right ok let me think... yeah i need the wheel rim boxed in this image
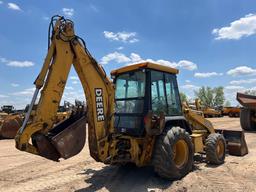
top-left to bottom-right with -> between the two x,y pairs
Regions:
216,139 -> 225,159
173,139 -> 189,169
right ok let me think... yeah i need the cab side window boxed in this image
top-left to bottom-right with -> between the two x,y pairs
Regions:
151,71 -> 168,114
165,73 -> 182,115
151,70 -> 182,116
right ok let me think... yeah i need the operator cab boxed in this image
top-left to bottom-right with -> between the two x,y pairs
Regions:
111,62 -> 183,136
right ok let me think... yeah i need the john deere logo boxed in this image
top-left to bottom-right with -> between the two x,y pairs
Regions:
95,88 -> 104,121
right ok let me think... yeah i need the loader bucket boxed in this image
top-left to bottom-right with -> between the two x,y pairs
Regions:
0,115 -> 23,139
216,129 -> 248,156
32,111 -> 87,161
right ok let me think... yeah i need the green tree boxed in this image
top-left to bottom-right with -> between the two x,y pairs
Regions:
213,87 -> 225,107
194,86 -> 213,107
194,86 -> 225,108
180,92 -> 187,103
245,90 -> 256,96
224,100 -> 231,107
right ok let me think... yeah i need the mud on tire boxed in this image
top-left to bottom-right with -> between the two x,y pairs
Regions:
153,127 -> 193,180
205,133 -> 226,165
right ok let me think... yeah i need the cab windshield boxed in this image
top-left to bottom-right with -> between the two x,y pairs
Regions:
115,70 -> 145,114
114,70 -> 145,136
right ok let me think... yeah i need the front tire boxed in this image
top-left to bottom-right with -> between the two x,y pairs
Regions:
205,133 -> 226,165
153,127 -> 193,180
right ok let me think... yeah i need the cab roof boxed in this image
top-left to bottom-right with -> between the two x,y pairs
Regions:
110,62 -> 179,76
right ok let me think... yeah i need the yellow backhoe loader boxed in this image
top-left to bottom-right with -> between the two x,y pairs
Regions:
194,99 -> 222,118
15,16 -> 248,180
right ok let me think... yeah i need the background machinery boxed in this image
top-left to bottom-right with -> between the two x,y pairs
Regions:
193,99 -> 222,118
15,16 -> 248,180
0,114 -> 23,139
0,105 -> 23,139
237,92 -> 256,131
0,112 -> 8,132
1,105 -> 15,114
222,107 -> 240,118
0,100 -> 78,139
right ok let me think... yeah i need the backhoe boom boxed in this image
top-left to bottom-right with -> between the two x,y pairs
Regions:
15,16 -> 115,161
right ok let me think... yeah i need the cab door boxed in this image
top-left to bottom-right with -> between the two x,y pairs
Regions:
150,70 -> 182,116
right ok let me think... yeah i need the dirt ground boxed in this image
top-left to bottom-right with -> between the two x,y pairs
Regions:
0,117 -> 255,192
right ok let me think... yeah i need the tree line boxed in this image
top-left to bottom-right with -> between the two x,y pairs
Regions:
180,86 -> 256,108
180,86 -> 227,108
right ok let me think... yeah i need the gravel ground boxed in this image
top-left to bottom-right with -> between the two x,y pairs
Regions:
0,117 -> 255,192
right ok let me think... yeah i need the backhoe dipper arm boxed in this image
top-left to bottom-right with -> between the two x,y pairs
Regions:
15,16 -> 115,161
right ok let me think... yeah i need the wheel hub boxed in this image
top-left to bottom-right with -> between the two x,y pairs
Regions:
173,139 -> 189,168
216,139 -> 225,159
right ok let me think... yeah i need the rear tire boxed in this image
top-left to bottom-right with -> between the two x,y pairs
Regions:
205,133 -> 226,165
153,127 -> 193,180
240,108 -> 256,131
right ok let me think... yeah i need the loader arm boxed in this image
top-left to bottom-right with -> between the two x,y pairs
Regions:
15,16 -> 115,161
182,102 -> 215,134
182,102 -> 248,156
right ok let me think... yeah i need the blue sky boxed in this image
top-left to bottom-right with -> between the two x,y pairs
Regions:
1,0 -> 256,109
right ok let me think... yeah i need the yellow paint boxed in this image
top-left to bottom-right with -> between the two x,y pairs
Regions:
191,133 -> 204,153
111,62 -> 179,76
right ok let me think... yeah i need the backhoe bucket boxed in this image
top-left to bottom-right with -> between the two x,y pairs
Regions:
216,129 -> 248,156
32,111 -> 87,161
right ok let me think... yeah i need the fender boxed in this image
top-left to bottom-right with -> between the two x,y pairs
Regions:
164,116 -> 192,134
